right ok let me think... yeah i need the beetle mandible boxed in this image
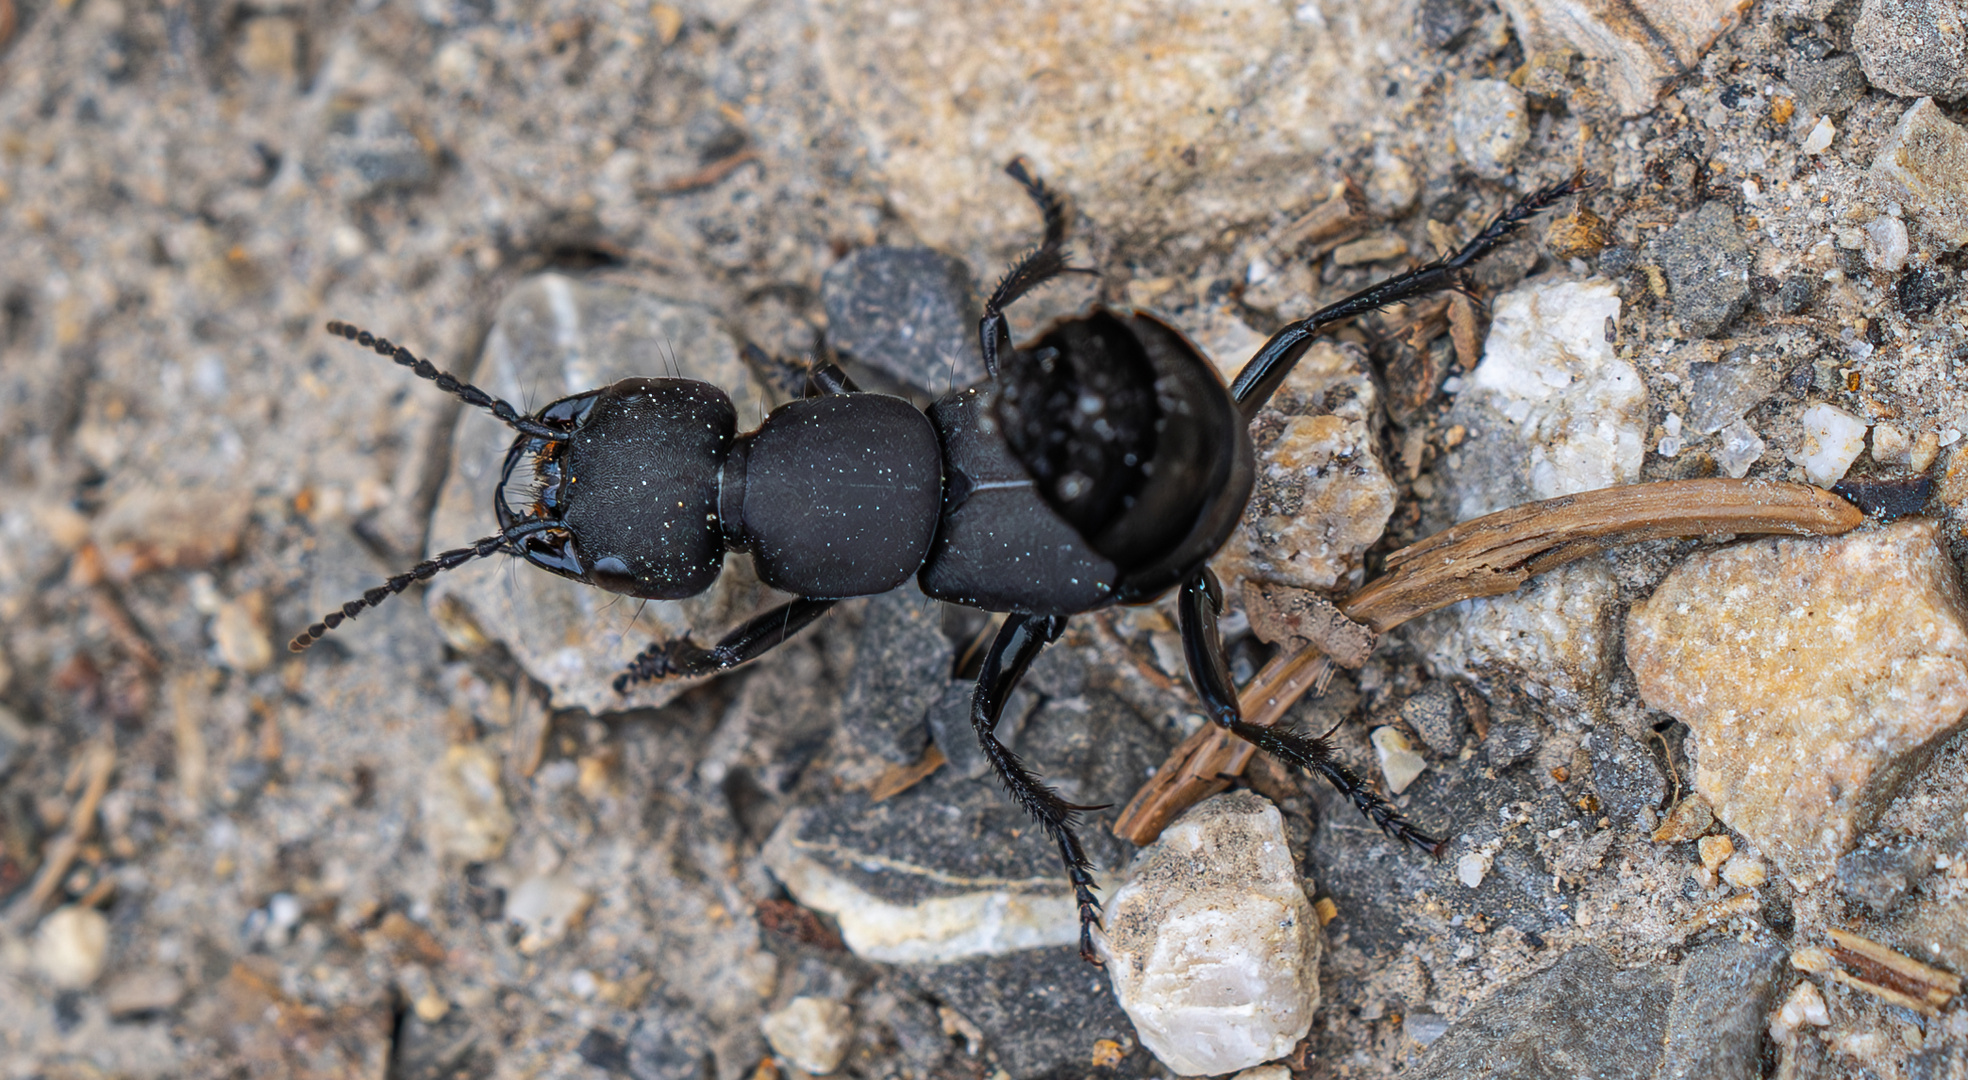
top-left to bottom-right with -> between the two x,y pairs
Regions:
293,160 -> 1581,962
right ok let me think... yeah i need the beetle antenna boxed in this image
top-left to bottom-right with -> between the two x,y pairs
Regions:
324,321 -> 564,440
289,518 -> 560,652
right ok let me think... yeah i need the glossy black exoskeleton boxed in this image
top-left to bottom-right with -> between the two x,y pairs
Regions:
294,161 -> 1581,961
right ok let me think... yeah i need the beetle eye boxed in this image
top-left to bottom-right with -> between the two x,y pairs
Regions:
585,555 -> 642,594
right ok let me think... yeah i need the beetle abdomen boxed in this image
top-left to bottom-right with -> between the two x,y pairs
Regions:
918,387 -> 1121,615
730,394 -> 942,597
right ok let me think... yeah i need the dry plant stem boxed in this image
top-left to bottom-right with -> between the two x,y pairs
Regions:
1827,928 -> 1961,1015
16,740 -> 115,921
1113,478 -> 1865,845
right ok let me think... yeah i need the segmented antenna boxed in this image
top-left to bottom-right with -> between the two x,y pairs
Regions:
324,320 -> 563,440
289,518 -> 560,652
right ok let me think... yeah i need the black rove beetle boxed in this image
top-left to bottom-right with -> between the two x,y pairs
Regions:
295,161 -> 1581,963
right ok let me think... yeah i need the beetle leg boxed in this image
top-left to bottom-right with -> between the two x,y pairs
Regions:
1229,173 -> 1587,419
614,597 -> 838,692
1177,570 -> 1445,856
980,158 -> 1095,379
971,612 -> 1108,964
741,343 -> 861,398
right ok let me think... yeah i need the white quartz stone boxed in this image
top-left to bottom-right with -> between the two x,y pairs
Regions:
1371,726 -> 1428,794
1457,279 -> 1643,520
1100,793 -> 1322,1076
1789,403 -> 1868,486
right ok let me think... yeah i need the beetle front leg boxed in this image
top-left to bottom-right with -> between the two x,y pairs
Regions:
614,597 -> 838,692
1177,570 -> 1444,856
971,612 -> 1108,963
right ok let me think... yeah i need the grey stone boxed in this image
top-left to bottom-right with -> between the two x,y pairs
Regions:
1853,0 -> 1968,101
1686,348 -> 1783,434
1660,940 -> 1788,1080
822,247 -> 984,393
1836,844 -> 1935,913
624,1006 -> 715,1080
324,104 -> 437,197
1898,265 -> 1957,317
1483,721 -> 1542,771
1400,682 -> 1467,757
927,679 -> 994,780
1776,273 -> 1817,315
1406,947 -> 1673,1080
1417,0 -> 1481,49
765,691 -> 1167,962
901,948 -> 1150,1079
1404,1011 -> 1451,1045
1658,203 -> 1752,338
1589,727 -> 1666,831
1787,53 -> 1870,117
841,585 -> 950,764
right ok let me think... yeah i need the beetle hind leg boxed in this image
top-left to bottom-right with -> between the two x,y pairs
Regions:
972,613 -> 1108,963
614,597 -> 838,692
1177,570 -> 1443,856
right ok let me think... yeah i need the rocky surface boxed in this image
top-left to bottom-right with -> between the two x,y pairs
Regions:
1100,792 -> 1323,1077
1627,520 -> 1968,883
4,0 -> 1968,1077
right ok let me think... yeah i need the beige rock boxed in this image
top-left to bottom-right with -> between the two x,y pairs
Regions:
812,0 -> 1410,263
506,873 -> 594,955
1871,98 -> 1968,249
213,593 -> 273,673
421,744 -> 515,863
761,997 -> 855,1075
426,274 -> 771,713
34,906 -> 109,989
1626,520 -> 1968,883
1212,342 -> 1395,593
1495,0 -> 1755,116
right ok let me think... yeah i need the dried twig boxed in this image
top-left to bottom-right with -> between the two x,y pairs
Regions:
1827,928 -> 1960,1016
1113,478 -> 1864,845
17,740 -> 115,919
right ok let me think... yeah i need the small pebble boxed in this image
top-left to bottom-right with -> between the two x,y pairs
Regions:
1403,1011 -> 1452,1046
422,744 -> 515,863
1699,835 -> 1736,871
1911,431 -> 1942,471
761,996 -> 854,1076
1332,232 -> 1410,266
1658,203 -> 1752,338
1872,422 -> 1913,465
1400,682 -> 1467,757
506,873 -> 593,954
1770,980 -> 1831,1041
1715,419 -> 1766,479
104,968 -> 187,1018
1372,726 -> 1428,794
1786,53 -> 1869,117
34,905 -> 110,989
1801,115 -> 1835,153
1231,1067 -> 1292,1080
1864,214 -> 1910,272
1790,402 -> 1868,486
1721,855 -> 1768,889
213,595 -> 273,673
1449,79 -> 1530,178
1652,795 -> 1716,843
1364,149 -> 1418,216
1457,851 -> 1493,888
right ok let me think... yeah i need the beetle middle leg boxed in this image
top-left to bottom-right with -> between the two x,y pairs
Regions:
1178,568 -> 1445,855
971,612 -> 1109,963
614,597 -> 839,692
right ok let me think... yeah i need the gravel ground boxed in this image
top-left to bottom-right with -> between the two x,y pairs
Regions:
1,0 -> 1964,1078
